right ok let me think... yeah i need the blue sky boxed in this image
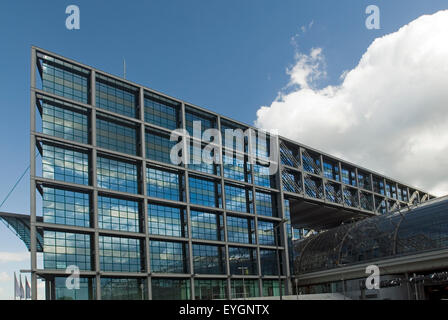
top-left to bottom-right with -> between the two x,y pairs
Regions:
0,0 -> 447,299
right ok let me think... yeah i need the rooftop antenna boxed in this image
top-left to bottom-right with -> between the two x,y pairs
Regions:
123,57 -> 126,79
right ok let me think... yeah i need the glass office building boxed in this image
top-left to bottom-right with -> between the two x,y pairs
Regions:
28,47 -> 433,300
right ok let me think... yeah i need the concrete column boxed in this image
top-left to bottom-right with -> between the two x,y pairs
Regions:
30,47 -> 38,300
139,88 -> 152,300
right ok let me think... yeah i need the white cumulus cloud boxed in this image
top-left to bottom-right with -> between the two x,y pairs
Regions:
0,272 -> 10,282
0,252 -> 30,264
255,10 -> 448,196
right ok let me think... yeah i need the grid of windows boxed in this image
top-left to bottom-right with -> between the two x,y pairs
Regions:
189,176 -> 221,208
54,277 -> 95,300
221,122 -> 248,153
254,135 -> 270,158
188,143 -> 220,175
342,167 -> 357,186
225,184 -> 253,213
190,210 -> 223,241
185,108 -> 215,135
43,231 -> 91,270
256,191 -> 275,217
231,279 -> 259,299
101,278 -> 147,300
148,203 -> 187,237
253,163 -> 274,188
43,187 -> 90,227
146,131 -> 178,165
223,154 -> 250,183
97,117 -> 137,156
194,279 -> 227,300
150,241 -> 189,274
98,196 -> 140,233
258,221 -> 276,246
97,157 -> 138,194
192,244 -> 225,274
39,57 -> 89,104
260,249 -> 279,275
96,79 -> 137,118
41,101 -> 88,144
263,279 -> 284,297
228,246 -> 257,275
147,167 -> 183,201
42,144 -> 89,185
144,94 -> 180,130
99,236 -> 143,272
151,279 -> 190,300
323,161 -> 340,181
226,216 -> 255,244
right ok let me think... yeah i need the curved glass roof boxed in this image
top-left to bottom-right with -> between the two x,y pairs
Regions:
0,212 -> 43,252
293,196 -> 448,274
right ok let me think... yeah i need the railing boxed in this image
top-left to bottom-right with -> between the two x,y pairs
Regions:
279,141 -> 300,168
304,175 -> 324,199
343,188 -> 359,208
282,171 -> 302,194
325,182 -> 343,204
302,149 -> 321,175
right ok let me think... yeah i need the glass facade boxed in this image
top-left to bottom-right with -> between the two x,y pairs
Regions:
189,176 -> 221,208
147,166 -> 184,201
146,129 -> 178,165
191,210 -> 224,241
148,203 -> 187,237
225,184 -> 253,213
97,156 -> 139,194
42,143 -> 89,185
96,75 -> 138,118
54,277 -> 96,300
43,231 -> 92,271
195,279 -> 227,300
150,240 -> 189,273
152,278 -> 190,300
40,98 -> 89,144
228,246 -> 257,275
192,244 -> 225,274
98,196 -> 140,233
231,279 -> 259,299
43,187 -> 90,227
101,277 -> 147,300
226,215 -> 255,244
99,236 -> 143,272
144,93 -> 180,130
32,49 -> 431,300
96,116 -> 138,156
38,53 -> 89,104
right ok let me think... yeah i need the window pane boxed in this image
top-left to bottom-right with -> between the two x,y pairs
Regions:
43,231 -> 92,271
97,157 -> 138,194
147,167 -> 183,201
41,99 -> 88,144
150,240 -> 189,273
148,203 -> 187,237
42,144 -> 89,185
99,236 -> 143,272
98,196 -> 140,233
96,117 -> 138,156
43,187 -> 90,228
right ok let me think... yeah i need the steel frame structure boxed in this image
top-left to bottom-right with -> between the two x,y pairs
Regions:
29,46 -> 433,300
